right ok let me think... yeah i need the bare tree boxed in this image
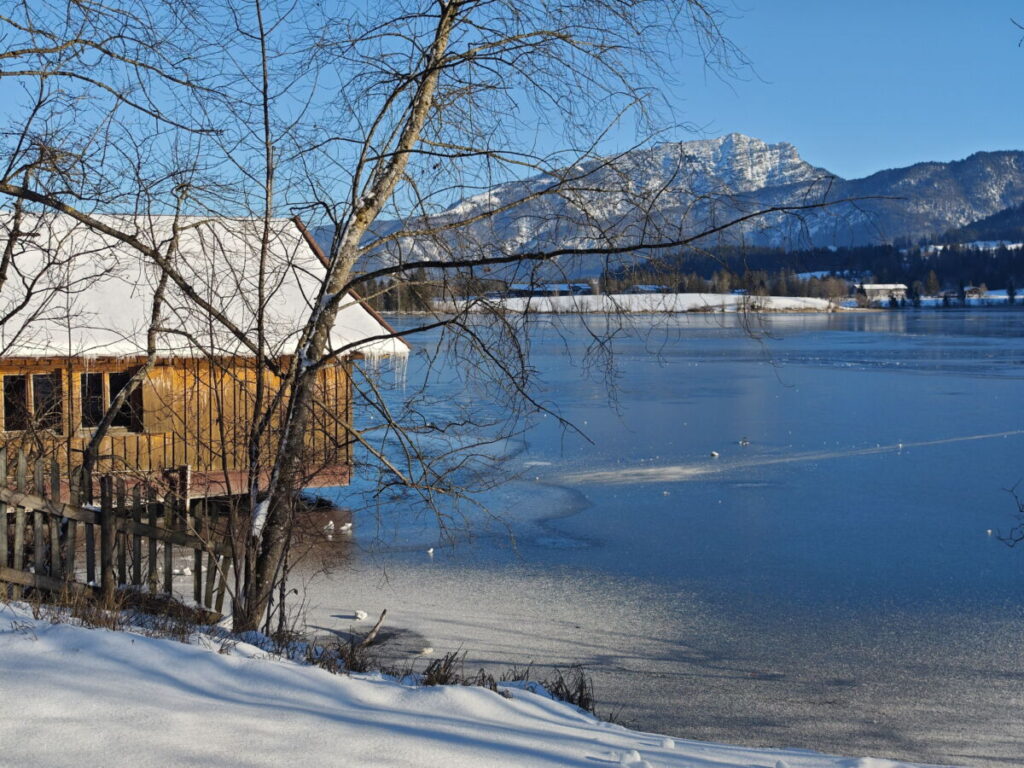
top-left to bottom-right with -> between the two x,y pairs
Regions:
998,486 -> 1024,548
0,0 -> 851,631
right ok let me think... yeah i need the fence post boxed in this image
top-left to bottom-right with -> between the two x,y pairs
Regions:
33,460 -> 45,577
49,459 -> 62,580
193,498 -> 204,605
0,447 -> 7,595
115,478 -> 127,585
99,475 -> 115,604
131,485 -> 142,587
215,553 -> 230,614
203,500 -> 219,610
82,467 -> 95,585
162,491 -> 174,595
66,467 -> 80,581
12,451 -> 26,599
147,485 -> 158,593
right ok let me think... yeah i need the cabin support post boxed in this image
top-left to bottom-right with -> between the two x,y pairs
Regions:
99,475 -> 115,604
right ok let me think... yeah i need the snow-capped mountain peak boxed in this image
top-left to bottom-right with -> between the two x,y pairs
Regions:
644,133 -> 826,193
344,136 -> 1024,278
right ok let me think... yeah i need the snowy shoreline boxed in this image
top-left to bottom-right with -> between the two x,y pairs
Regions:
435,293 -> 845,314
0,601 -> 949,768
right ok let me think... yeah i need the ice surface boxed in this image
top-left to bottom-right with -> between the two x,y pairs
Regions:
303,311 -> 1024,767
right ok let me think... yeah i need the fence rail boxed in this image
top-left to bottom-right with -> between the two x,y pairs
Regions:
0,449 -> 232,615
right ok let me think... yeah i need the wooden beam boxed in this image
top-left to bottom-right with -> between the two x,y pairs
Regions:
0,565 -> 97,597
0,487 -> 99,525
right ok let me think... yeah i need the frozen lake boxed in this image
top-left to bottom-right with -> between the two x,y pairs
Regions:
303,310 -> 1024,767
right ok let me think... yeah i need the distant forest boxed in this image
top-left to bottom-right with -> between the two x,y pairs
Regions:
601,240 -> 1024,298
601,202 -> 1024,297
358,241 -> 1024,311
357,199 -> 1024,310
358,208 -> 1024,311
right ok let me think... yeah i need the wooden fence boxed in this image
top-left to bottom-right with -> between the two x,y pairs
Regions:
0,449 -> 233,615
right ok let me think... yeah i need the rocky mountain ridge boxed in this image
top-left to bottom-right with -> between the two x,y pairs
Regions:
340,134 -> 1024,278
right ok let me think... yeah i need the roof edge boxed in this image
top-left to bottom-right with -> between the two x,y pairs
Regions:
290,216 -> 413,352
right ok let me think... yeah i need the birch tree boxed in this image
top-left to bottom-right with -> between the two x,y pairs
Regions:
0,0 -> 846,631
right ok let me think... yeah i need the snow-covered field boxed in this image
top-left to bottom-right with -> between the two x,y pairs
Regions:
0,602 -> 945,768
441,293 -> 841,314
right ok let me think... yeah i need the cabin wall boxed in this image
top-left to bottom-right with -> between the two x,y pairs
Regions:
0,356 -> 353,490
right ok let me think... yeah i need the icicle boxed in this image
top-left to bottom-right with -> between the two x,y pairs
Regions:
355,339 -> 409,363
390,350 -> 408,390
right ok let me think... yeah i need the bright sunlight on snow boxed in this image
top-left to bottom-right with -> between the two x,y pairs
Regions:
0,602 -> 946,768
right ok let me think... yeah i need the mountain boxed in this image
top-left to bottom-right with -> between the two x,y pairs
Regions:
338,134 -> 1024,278
820,150 -> 1024,245
941,201 -> 1024,244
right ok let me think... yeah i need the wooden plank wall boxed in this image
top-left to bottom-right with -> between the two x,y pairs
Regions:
0,357 -> 354,485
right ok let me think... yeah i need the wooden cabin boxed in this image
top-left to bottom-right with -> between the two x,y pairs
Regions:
856,282 -> 908,305
0,214 -> 407,497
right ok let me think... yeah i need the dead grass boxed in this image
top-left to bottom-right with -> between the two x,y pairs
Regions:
21,584 -> 129,631
540,665 -> 595,713
6,584 -> 218,643
389,651 -> 600,714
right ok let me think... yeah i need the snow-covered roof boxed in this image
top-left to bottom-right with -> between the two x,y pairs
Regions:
857,283 -> 907,291
0,213 -> 408,361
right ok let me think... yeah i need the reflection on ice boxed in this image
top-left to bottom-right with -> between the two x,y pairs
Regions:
319,477 -> 590,552
561,429 -> 1024,486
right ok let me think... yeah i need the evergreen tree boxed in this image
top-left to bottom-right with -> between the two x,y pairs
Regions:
910,280 -> 924,307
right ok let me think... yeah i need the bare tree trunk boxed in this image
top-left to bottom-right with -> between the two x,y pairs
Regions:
232,1 -> 461,632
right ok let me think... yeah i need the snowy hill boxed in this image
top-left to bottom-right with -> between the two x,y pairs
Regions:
822,150 -> 1024,245
440,293 -> 842,314
0,602 -> 946,768
327,135 -> 1024,280
940,200 -> 1024,244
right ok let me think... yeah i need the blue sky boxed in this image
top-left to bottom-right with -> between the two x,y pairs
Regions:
662,1 -> 1024,179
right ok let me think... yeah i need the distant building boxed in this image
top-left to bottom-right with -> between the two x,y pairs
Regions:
856,283 -> 907,304
504,283 -> 593,298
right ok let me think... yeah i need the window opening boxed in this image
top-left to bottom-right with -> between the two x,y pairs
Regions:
80,370 -> 143,432
81,372 -> 104,428
108,371 -> 142,431
3,375 -> 28,431
32,372 -> 63,430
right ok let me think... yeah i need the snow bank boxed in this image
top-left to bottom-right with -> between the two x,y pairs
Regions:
441,293 -> 841,314
0,602 -> 945,768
